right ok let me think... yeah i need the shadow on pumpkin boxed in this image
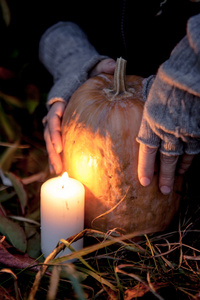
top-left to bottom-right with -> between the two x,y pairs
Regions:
83,172 -> 183,236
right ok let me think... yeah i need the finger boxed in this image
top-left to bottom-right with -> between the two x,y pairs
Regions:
89,58 -> 116,77
47,103 -> 66,154
44,126 -> 63,174
159,153 -> 178,195
48,115 -> 62,153
178,154 -> 195,174
138,143 -> 158,186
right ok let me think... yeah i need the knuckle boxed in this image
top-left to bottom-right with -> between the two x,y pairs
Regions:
160,155 -> 178,183
159,170 -> 175,187
160,153 -> 178,165
160,172 -> 174,182
141,144 -> 157,155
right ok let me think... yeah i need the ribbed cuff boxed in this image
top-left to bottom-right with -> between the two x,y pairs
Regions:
46,54 -> 108,106
142,75 -> 155,101
46,97 -> 66,110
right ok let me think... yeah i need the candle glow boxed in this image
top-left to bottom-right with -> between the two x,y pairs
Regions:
40,172 -> 85,259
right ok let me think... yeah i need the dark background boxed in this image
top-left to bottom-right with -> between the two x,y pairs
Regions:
1,0 -> 200,166
1,0 -> 200,159
1,0 -> 200,83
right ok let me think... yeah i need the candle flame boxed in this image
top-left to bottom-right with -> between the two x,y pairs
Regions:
61,172 -> 69,188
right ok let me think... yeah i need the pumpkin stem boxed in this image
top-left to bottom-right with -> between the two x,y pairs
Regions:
103,57 -> 132,100
114,57 -> 127,95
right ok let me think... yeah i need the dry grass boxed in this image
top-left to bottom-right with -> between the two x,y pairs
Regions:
0,2 -> 200,298
0,45 -> 200,300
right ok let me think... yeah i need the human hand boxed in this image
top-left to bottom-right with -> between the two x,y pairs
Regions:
137,143 -> 194,195
89,58 -> 116,77
43,101 -> 66,174
136,73 -> 199,195
43,58 -> 116,174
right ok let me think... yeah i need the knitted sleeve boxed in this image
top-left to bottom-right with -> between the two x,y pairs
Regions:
39,21 -> 108,108
137,13 -> 200,156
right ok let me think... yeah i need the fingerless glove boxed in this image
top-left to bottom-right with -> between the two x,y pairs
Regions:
137,13 -> 200,156
39,22 -> 108,108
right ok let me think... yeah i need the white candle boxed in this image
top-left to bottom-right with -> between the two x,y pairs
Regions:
40,172 -> 85,259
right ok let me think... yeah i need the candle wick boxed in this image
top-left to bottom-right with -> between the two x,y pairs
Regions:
62,185 -> 64,189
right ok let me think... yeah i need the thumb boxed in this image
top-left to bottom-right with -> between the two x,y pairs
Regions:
89,58 -> 116,77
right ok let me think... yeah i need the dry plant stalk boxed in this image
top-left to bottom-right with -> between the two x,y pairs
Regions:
28,228 -> 147,300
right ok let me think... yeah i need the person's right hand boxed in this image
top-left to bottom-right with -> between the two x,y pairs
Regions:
43,58 -> 116,174
89,58 -> 116,77
43,101 -> 66,174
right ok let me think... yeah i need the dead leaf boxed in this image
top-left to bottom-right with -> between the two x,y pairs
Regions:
124,283 -> 149,299
27,232 -> 41,259
6,172 -> 28,215
106,288 -> 119,300
0,141 -> 20,172
0,236 -> 39,271
0,91 -> 23,108
124,282 -> 168,299
0,215 -> 27,252
0,103 -> 18,141
116,265 -> 166,300
0,0 -> 11,26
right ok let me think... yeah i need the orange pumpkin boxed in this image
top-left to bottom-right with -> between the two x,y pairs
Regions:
61,58 -> 183,235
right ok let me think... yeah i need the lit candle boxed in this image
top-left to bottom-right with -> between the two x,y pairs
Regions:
40,172 -> 85,258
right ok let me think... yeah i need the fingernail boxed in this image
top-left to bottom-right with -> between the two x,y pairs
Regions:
140,177 -> 151,186
53,164 -> 60,174
160,186 -> 171,195
108,60 -> 116,66
54,164 -> 63,175
55,144 -> 62,154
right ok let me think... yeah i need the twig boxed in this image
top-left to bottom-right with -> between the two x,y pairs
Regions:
0,269 -> 21,300
28,228 -> 147,300
21,172 -> 46,185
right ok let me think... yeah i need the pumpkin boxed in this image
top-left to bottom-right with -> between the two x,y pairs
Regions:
61,58 -> 183,235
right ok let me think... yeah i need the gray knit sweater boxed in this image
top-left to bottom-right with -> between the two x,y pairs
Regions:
39,13 -> 200,156
39,22 -> 108,108
137,13 -> 200,155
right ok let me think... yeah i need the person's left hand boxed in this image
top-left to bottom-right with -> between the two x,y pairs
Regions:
137,143 -> 195,195
136,51 -> 200,195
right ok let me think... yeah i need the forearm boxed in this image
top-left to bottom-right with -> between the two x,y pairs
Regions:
138,13 -> 200,156
157,13 -> 200,96
39,21 -> 108,108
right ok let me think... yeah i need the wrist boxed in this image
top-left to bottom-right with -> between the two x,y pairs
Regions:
47,97 -> 66,110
